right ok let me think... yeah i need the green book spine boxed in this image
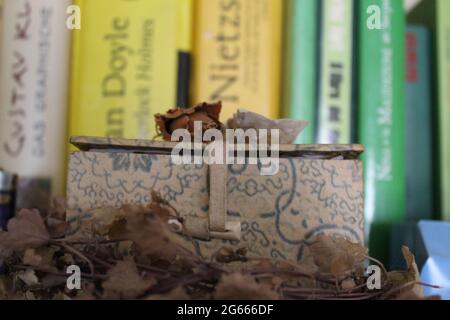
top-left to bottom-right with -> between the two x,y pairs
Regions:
282,0 -> 319,144
405,26 -> 434,221
317,0 -> 354,144
409,0 -> 450,221
436,2 -> 450,220
358,0 -> 406,262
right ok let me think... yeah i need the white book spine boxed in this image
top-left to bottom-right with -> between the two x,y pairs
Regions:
0,0 -> 72,196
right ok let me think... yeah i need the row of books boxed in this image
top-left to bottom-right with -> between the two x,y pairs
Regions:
0,0 -> 448,262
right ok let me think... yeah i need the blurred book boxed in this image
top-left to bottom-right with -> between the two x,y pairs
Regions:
409,0 -> 450,221
192,0 -> 283,122
0,0 -> 72,205
317,0 -> 355,144
390,25 -> 435,270
176,0 -> 193,108
69,0 -> 192,144
282,0 -> 319,144
357,0 -> 406,263
405,26 -> 434,221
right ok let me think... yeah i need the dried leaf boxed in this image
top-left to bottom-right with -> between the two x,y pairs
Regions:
214,273 -> 279,300
387,246 -> 423,298
227,109 -> 308,144
60,253 -> 75,266
309,234 -> 367,276
155,102 -> 223,141
88,207 -> 125,236
214,247 -> 247,263
341,278 -> 356,290
148,190 -> 176,221
47,197 -> 66,221
23,249 -> 42,267
46,217 -> 69,238
22,247 -> 57,272
102,260 -> 156,299
17,269 -> 40,286
119,205 -> 192,261
0,209 -> 50,251
107,217 -> 127,240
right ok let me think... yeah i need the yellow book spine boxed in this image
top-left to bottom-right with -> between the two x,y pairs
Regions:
192,0 -> 283,121
69,0 -> 191,143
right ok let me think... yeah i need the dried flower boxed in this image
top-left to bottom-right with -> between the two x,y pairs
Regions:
155,102 -> 223,141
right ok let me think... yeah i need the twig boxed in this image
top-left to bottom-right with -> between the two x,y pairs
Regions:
381,281 -> 441,299
83,253 -> 114,269
50,240 -> 95,278
53,238 -> 127,246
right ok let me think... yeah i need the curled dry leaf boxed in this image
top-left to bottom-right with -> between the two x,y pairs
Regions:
155,102 -> 223,141
102,259 -> 156,299
0,209 -> 50,251
387,246 -> 424,298
309,234 -> 367,277
226,109 -> 309,144
214,273 -> 279,300
110,205 -> 192,261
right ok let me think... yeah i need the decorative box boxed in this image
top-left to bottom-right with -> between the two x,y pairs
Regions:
67,136 -> 364,262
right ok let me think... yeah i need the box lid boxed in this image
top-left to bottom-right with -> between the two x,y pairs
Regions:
70,136 -> 364,159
